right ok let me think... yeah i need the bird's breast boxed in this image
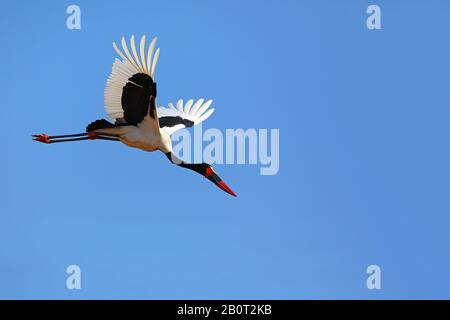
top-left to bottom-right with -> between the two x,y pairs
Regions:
120,126 -> 161,152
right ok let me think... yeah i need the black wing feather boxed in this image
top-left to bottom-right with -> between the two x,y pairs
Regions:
86,119 -> 115,132
121,73 -> 157,125
158,116 -> 194,129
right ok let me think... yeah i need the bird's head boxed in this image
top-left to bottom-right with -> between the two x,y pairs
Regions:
188,163 -> 237,197
166,152 -> 237,197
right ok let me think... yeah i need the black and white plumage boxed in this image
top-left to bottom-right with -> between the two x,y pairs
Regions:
33,35 -> 236,197
104,35 -> 159,124
158,98 -> 215,135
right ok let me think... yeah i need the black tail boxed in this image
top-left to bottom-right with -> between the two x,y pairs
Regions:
86,119 -> 115,132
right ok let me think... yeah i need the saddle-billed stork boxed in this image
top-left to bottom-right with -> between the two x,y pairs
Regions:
33,35 -> 236,197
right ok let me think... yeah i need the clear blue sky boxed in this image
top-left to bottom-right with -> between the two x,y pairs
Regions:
1,0 -> 450,299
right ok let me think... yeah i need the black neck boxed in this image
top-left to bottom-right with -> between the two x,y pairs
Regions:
165,152 -> 206,176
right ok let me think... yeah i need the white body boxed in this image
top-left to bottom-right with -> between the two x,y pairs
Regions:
97,115 -> 172,154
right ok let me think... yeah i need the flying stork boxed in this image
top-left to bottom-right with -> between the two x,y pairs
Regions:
33,35 -> 236,197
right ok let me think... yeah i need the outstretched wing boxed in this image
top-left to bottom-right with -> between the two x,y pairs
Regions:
158,99 -> 215,135
104,35 -> 160,125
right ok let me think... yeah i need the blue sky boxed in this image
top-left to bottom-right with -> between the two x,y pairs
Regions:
1,0 -> 450,299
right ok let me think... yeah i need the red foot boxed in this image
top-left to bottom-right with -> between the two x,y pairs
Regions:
87,132 -> 97,140
32,134 -> 51,144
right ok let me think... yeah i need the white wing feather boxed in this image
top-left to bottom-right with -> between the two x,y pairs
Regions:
147,38 -> 157,75
158,99 -> 215,135
104,35 -> 160,121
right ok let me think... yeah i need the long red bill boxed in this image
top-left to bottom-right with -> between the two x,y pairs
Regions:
205,168 -> 237,197
216,179 -> 237,197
